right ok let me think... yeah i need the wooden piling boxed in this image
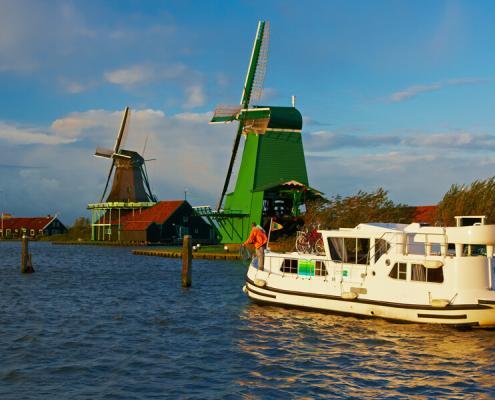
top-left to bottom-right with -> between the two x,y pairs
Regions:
21,235 -> 34,273
182,235 -> 192,287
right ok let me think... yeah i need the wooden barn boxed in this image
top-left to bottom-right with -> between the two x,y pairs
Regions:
119,200 -> 215,244
0,215 -> 68,239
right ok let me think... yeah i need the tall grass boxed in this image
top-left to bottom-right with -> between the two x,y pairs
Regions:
436,177 -> 495,225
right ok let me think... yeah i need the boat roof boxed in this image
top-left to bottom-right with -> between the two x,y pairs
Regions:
357,222 -> 408,231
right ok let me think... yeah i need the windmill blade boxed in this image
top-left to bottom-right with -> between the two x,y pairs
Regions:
100,162 -> 115,202
113,107 -> 131,154
94,147 -> 114,158
216,122 -> 243,211
249,21 -> 269,106
240,20 -> 269,108
210,105 -> 242,124
113,153 -> 132,160
142,161 -> 157,202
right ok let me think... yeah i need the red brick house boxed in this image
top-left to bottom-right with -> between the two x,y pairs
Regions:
0,215 -> 68,239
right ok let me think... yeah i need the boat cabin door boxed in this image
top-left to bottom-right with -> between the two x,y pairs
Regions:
328,237 -> 370,293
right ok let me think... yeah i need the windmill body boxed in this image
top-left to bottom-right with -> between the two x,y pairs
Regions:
106,150 -> 155,203
195,21 -> 319,244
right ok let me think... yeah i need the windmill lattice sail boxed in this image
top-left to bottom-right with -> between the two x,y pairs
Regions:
249,21 -> 270,106
210,105 -> 242,124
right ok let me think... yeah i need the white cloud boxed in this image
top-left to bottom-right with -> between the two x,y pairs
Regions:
0,122 -> 75,145
4,107 -> 495,222
104,65 -> 155,85
306,130 -> 495,152
388,78 -> 487,103
0,107 -> 235,221
183,85 -> 206,109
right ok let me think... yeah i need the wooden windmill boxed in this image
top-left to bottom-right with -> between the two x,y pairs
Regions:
94,107 -> 156,203
197,21 -> 317,244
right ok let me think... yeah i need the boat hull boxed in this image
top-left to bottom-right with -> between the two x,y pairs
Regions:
244,276 -> 495,328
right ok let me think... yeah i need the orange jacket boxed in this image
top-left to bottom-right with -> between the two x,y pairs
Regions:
244,227 -> 268,249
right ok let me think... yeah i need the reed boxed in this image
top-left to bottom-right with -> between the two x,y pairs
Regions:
436,177 -> 495,226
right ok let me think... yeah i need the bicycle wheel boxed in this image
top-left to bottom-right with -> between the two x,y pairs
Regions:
314,237 -> 325,255
296,234 -> 310,253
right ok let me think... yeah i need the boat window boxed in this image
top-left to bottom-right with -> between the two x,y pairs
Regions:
411,263 -> 444,283
344,238 -> 356,263
462,244 -> 486,257
447,243 -> 456,256
389,262 -> 407,280
427,266 -> 444,283
374,239 -> 390,263
430,243 -> 442,256
357,238 -> 370,264
328,237 -> 370,265
315,261 -> 328,276
411,263 -> 426,281
281,259 -> 298,274
406,234 -> 425,255
328,238 -> 344,262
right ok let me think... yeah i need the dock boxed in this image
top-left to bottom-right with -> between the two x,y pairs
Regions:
132,249 -> 241,260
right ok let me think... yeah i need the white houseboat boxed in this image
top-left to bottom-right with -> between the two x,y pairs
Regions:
244,216 -> 495,327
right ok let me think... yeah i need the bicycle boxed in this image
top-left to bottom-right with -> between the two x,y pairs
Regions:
295,224 -> 324,255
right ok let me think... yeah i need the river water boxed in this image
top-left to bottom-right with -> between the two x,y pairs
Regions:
0,242 -> 494,399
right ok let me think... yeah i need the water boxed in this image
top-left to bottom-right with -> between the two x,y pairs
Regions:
0,242 -> 494,399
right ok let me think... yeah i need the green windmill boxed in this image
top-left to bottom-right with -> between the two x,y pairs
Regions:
195,21 -> 320,244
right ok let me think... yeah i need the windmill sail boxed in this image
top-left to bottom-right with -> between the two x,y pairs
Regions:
94,147 -> 114,158
216,20 -> 270,211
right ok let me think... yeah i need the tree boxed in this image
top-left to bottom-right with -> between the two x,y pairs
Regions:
303,188 -> 414,228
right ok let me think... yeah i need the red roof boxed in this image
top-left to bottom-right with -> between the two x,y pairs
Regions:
121,200 -> 185,231
1,216 -> 55,231
413,205 -> 437,225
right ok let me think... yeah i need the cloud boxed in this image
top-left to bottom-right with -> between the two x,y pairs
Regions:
104,65 -> 155,85
0,107 -> 235,222
305,131 -> 399,151
183,85 -> 206,108
305,130 -> 495,155
3,107 -> 495,223
104,63 -> 195,87
388,78 -> 488,103
0,1 -> 96,73
104,64 -> 207,108
59,77 -> 96,94
308,148 -> 495,206
0,122 -> 75,145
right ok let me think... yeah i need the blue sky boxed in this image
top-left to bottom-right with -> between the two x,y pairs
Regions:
1,0 -> 495,224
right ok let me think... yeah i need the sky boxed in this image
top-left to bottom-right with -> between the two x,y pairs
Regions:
1,0 -> 495,224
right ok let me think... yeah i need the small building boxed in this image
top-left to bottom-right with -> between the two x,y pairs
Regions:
0,215 -> 68,239
119,200 -> 215,243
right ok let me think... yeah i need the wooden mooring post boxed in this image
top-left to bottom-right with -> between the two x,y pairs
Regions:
182,235 -> 192,287
21,235 -> 34,273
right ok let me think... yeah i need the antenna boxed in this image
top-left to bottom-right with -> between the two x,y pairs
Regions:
142,135 -> 149,157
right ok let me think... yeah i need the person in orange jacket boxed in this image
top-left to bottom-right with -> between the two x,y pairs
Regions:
243,221 -> 268,270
